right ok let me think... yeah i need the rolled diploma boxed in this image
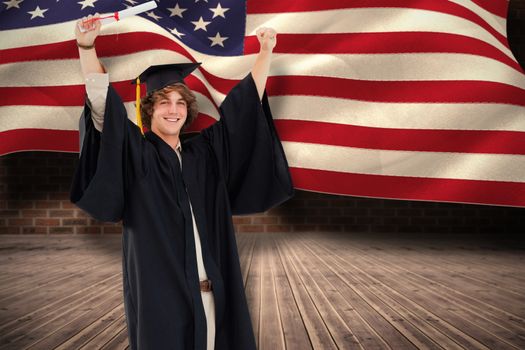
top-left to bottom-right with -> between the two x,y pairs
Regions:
78,1 -> 157,32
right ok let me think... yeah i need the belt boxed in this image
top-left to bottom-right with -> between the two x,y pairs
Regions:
200,279 -> 212,292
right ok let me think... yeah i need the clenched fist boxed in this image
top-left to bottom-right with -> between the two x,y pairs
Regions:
256,27 -> 277,52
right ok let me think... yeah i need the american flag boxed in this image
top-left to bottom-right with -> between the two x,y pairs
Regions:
2,0 -> 525,207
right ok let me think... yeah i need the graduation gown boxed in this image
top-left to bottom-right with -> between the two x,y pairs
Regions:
70,73 -> 294,350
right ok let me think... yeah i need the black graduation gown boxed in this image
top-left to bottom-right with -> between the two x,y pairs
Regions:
70,73 -> 294,350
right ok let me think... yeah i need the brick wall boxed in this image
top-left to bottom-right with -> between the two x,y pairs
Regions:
0,152 -> 121,234
1,1 -> 525,235
1,150 -> 524,234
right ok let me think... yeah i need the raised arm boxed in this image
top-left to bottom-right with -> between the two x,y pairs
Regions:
251,27 -> 277,101
71,15 -> 146,222
75,13 -> 105,78
74,14 -> 108,132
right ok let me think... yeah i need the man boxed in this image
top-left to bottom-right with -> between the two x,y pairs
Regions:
70,14 -> 294,350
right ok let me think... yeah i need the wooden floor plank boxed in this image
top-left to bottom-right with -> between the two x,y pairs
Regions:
0,248 -> 118,292
244,233 -> 262,347
267,235 -> 312,350
315,234 -> 525,349
79,315 -> 128,350
284,235 -> 427,350
279,236 -> 366,349
258,235 -> 286,350
336,236 -> 525,345
348,250 -> 525,348
0,274 -> 122,344
8,285 -> 122,349
358,243 -> 525,310
0,233 -> 523,350
275,237 -> 339,350
239,233 -> 256,288
54,304 -> 126,350
303,235 -> 488,350
0,258 -> 121,319
302,236 -> 457,350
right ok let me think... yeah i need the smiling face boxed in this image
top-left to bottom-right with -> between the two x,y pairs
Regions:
150,90 -> 188,141
140,83 -> 199,135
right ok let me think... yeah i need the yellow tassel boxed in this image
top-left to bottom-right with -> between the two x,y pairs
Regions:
135,77 -> 144,135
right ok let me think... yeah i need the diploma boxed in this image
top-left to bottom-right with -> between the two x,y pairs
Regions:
78,1 -> 157,32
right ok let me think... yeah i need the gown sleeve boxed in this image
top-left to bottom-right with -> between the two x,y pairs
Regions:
70,85 -> 145,222
201,73 -> 294,215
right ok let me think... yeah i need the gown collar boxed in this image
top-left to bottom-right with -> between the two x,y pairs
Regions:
145,131 -> 182,154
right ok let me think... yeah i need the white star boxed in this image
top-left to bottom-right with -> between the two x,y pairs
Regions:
208,32 -> 228,47
77,0 -> 97,10
195,0 -> 208,2
167,3 -> 186,18
191,16 -> 210,32
146,11 -> 162,21
170,27 -> 185,39
27,6 -> 48,19
209,3 -> 229,19
3,0 -> 23,10
124,0 -> 137,4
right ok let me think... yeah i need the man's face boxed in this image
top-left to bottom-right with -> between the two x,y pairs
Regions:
150,90 -> 188,141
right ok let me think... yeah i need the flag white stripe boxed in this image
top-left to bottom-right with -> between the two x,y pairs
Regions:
0,17 -> 165,50
245,9 -> 515,60
228,52 -> 525,87
2,96 -> 524,133
283,141 -> 525,183
0,106 -> 82,131
448,0 -> 507,34
0,93 -> 220,133
269,97 -> 525,132
3,51 -> 525,89
1,20 -> 81,49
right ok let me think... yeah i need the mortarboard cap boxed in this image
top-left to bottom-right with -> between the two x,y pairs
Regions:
132,62 -> 201,95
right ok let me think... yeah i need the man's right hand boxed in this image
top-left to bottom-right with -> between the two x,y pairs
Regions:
75,13 -> 102,46
76,12 -> 106,81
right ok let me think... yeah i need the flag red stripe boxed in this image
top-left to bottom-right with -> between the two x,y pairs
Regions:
4,76 -> 525,106
3,129 -> 524,207
0,129 -> 80,154
247,0 -> 350,13
0,114 -> 217,155
267,76 -> 525,105
247,0 -> 509,48
247,0 -> 506,17
0,41 -> 80,65
244,33 -> 522,72
275,120 -> 525,155
3,32 -> 518,72
470,0 -> 508,18
0,33 -> 195,65
177,73 -> 525,104
185,113 -> 217,132
114,75 -> 219,111
0,76 -> 217,108
0,85 -> 84,106
290,167 -> 525,207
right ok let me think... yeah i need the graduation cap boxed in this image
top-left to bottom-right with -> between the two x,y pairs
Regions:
133,62 -> 201,134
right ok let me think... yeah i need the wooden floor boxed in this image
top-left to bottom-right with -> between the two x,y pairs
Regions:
0,233 -> 524,350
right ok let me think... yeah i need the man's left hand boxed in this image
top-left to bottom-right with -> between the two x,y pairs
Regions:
256,27 -> 277,52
